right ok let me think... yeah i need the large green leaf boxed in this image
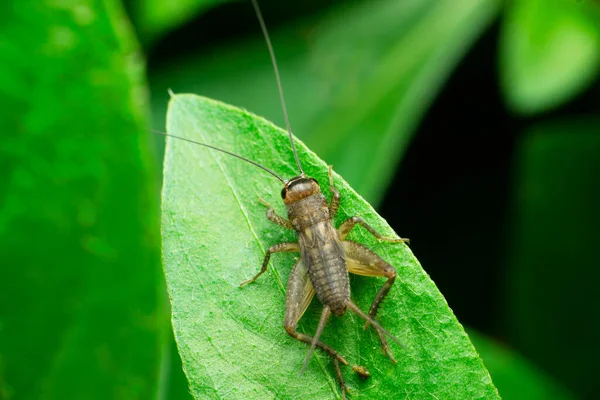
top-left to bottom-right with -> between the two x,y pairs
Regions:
500,0 -> 600,115
0,0 -> 161,398
161,94 -> 499,399
504,118 -> 600,398
151,0 -> 500,205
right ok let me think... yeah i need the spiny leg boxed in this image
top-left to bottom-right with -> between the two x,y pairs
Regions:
346,300 -> 401,345
346,300 -> 402,363
239,242 -> 299,286
344,240 -> 399,361
334,359 -> 348,400
338,216 -> 409,243
284,260 -> 347,365
258,198 -> 293,229
284,259 -> 352,398
343,241 -> 396,320
327,166 -> 341,218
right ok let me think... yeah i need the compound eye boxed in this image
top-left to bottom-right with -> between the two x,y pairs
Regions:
280,187 -> 287,199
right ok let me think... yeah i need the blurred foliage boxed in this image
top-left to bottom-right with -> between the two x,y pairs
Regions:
128,0 -> 233,46
149,0 -> 501,205
0,0 -> 598,398
0,0 -> 162,399
505,119 -> 600,398
500,0 -> 600,114
468,330 -> 574,400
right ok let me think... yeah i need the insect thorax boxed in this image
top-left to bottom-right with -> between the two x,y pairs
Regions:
286,193 -> 330,231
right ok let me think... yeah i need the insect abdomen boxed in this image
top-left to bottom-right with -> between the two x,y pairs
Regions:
298,221 -> 350,316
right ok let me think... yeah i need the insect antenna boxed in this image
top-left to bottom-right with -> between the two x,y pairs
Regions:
300,306 -> 331,376
250,0 -> 305,176
152,129 -> 287,183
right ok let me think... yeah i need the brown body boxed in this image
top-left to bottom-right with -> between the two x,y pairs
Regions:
285,178 -> 350,316
240,170 -> 407,399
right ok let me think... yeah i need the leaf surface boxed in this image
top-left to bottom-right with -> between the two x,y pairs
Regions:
161,94 -> 499,399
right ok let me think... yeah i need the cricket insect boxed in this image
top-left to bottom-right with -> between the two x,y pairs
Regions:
157,0 -> 409,398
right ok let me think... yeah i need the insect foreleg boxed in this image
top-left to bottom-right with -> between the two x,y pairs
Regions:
338,216 -> 409,243
258,198 -> 293,229
344,240 -> 398,361
327,166 -> 341,218
239,242 -> 299,286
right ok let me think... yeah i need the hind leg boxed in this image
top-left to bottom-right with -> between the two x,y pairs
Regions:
284,258 -> 353,399
343,240 -> 399,362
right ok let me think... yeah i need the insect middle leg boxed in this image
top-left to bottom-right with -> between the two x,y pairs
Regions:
343,240 -> 399,362
239,242 -> 299,286
284,258 -> 351,399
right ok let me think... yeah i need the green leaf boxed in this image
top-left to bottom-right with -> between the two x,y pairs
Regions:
161,94 -> 499,399
504,118 -> 600,398
151,0 -> 500,205
0,0 -> 162,398
469,330 -> 575,400
500,0 -> 600,115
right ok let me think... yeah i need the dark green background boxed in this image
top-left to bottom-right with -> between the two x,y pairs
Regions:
1,0 -> 598,398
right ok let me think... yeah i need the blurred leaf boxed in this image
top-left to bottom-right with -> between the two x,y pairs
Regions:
161,94 -> 499,400
160,332 -> 195,400
505,118 -> 600,398
130,0 -> 235,45
500,0 -> 600,115
469,330 -> 575,400
0,0 -> 162,398
151,0 -> 500,205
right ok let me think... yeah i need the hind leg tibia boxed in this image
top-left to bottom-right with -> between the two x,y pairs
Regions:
343,241 -> 399,362
285,259 -> 352,397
